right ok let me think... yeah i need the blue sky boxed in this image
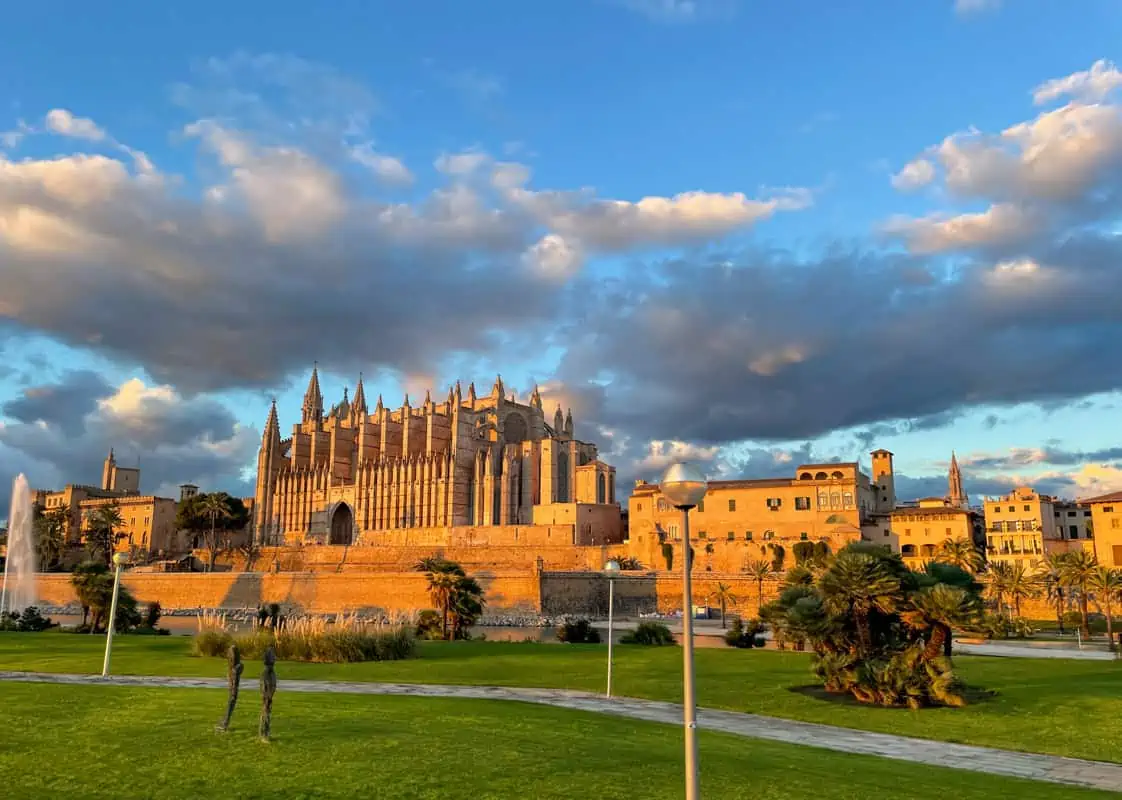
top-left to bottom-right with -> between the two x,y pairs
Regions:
3,0 -> 1122,517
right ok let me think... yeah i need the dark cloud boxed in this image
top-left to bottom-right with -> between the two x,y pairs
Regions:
0,373 -> 256,521
963,445 -> 1122,471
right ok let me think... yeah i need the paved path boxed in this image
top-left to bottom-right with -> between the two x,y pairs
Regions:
954,641 -> 1115,660
1,671 -> 1119,793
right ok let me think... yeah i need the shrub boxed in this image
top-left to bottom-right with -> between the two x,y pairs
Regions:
621,621 -> 675,646
0,607 -> 55,632
143,601 -> 162,629
415,610 -> 443,640
193,612 -> 416,663
724,617 -> 765,648
557,618 -> 601,644
972,614 -> 1035,640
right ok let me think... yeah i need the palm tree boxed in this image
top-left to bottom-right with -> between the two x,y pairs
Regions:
744,559 -> 772,614
982,561 -> 1013,618
448,575 -> 486,639
1059,550 -> 1100,637
84,505 -> 123,567
1004,562 -> 1037,618
818,551 -> 903,654
34,508 -> 68,571
1089,567 -> 1122,651
901,584 -> 981,661
199,493 -> 232,572
935,538 -> 983,574
1035,553 -> 1070,634
714,582 -> 737,628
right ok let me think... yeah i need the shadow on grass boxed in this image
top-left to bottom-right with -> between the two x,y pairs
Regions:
786,684 -> 998,708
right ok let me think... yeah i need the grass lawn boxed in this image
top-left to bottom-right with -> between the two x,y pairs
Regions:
0,682 -> 1111,800
1,633 -> 1120,763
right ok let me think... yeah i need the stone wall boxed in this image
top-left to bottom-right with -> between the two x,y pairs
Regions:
32,571 -> 542,615
540,572 -> 784,617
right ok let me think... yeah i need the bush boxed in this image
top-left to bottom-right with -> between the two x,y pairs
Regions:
724,617 -> 765,648
193,612 -> 416,663
415,610 -> 443,640
972,614 -> 1035,640
621,621 -> 675,646
0,607 -> 55,632
557,618 -> 601,644
143,601 -> 162,629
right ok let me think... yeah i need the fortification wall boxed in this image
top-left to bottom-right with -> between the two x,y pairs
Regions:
32,571 -> 541,615
539,573 -> 784,617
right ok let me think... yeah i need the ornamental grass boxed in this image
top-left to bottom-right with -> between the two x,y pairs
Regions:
193,611 -> 416,663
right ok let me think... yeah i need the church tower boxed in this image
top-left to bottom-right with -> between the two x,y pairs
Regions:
301,364 -> 324,426
948,451 -> 969,508
101,448 -> 116,491
255,400 -> 283,543
870,449 -> 896,513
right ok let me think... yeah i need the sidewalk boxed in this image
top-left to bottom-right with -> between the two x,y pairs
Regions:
1,670 -> 1119,793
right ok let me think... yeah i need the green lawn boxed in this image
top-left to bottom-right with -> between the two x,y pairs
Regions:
0,682 -> 1110,799
2,632 -> 1120,763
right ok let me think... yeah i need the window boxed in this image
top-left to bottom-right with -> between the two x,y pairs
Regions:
904,528 -> 912,535
728,499 -> 736,512
945,527 -> 952,535
1025,505 -> 1031,512
657,499 -> 668,512
1113,518 -> 1121,529
1067,510 -> 1076,517
842,492 -> 854,508
745,531 -> 753,541
636,502 -> 643,512
727,531 -> 735,541
1008,506 -> 1015,512
1104,506 -> 1115,513
799,532 -> 808,540
830,493 -> 841,508
763,530 -> 775,541
1069,525 -> 1078,539
766,497 -> 781,510
818,492 -> 829,509
668,523 -> 680,540
698,530 -> 707,539
795,496 -> 811,510
696,500 -> 705,513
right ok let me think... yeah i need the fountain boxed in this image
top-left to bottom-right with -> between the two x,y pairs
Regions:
1,474 -> 36,616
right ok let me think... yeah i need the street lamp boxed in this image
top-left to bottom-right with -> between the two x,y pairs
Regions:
102,551 -> 130,677
660,462 -> 708,800
604,559 -> 620,698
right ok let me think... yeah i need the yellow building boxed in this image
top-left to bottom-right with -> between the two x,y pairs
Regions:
1082,490 -> 1122,567
34,450 -> 144,543
80,495 -> 179,557
626,454 -> 893,572
255,369 -> 621,547
984,487 -> 1092,568
889,497 -> 979,569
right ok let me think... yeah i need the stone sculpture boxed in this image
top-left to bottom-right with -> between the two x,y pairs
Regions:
215,644 -> 244,733
259,646 -> 277,742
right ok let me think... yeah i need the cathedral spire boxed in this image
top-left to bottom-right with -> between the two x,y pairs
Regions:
948,450 -> 969,508
262,399 -> 282,447
553,403 -> 564,433
352,373 -> 367,415
468,382 -> 477,405
302,362 -> 324,425
492,374 -> 504,398
530,384 -> 543,410
376,393 -> 384,414
564,407 -> 574,437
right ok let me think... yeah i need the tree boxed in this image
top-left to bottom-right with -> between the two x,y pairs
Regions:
414,557 -> 485,640
614,556 -> 643,570
175,492 -> 250,571
34,507 -> 68,571
1090,567 -> 1122,651
901,584 -> 980,661
744,559 -> 772,612
69,560 -> 140,633
935,538 -> 983,574
982,561 -> 1013,618
1059,550 -> 1099,637
817,549 -> 905,654
84,505 -> 123,567
714,582 -> 737,628
1035,554 -> 1069,634
1003,562 -> 1037,618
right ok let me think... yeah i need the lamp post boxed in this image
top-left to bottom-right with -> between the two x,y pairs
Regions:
102,551 -> 130,677
604,559 -> 620,698
660,462 -> 708,800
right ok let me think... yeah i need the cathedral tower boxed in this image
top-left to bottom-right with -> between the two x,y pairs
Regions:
948,451 -> 969,508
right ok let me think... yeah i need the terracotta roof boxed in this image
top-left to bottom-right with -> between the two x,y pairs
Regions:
1080,490 -> 1122,505
892,506 -> 970,517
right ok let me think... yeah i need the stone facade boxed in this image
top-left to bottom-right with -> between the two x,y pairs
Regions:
254,369 -> 621,547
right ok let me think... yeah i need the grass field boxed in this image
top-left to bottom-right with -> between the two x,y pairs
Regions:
2,633 -> 1120,763
0,682 -> 1112,799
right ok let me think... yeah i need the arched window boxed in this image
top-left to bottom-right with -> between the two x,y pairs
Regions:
597,473 -> 606,504
658,498 -> 668,512
799,472 -> 813,480
815,471 -> 828,480
831,470 -> 844,480
830,493 -> 841,508
902,544 -> 917,556
557,451 -> 569,503
843,492 -> 854,508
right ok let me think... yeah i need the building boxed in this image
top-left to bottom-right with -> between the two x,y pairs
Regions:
887,497 -> 980,569
80,494 -> 179,557
254,368 -> 621,547
1082,490 -> 1122,567
34,450 -> 144,543
626,455 -> 890,572
983,487 -> 1093,568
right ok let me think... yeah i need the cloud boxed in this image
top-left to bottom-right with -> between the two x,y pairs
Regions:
349,143 -> 413,186
1033,59 -> 1122,106
612,0 -> 735,23
890,158 -> 936,191
0,373 -> 257,518
45,109 -> 107,142
522,234 -> 583,281
954,0 -> 1001,15
882,203 -> 1043,253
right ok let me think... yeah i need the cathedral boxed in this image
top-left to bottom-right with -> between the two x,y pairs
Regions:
254,367 -> 619,546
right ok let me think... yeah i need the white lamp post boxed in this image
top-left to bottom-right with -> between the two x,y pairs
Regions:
102,551 -> 130,677
604,559 -> 620,698
660,462 -> 708,800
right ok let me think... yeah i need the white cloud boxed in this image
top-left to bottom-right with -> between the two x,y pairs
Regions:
350,143 -> 413,186
891,157 -> 935,191
434,150 -> 490,176
631,440 -> 722,474
883,203 -> 1041,253
522,234 -> 583,281
45,109 -> 107,142
1033,59 -> 1122,106
954,0 -> 1001,15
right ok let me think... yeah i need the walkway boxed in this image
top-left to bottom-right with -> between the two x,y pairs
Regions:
1,671 -> 1119,793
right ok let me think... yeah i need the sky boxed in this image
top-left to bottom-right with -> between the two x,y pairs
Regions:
3,0 -> 1122,521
